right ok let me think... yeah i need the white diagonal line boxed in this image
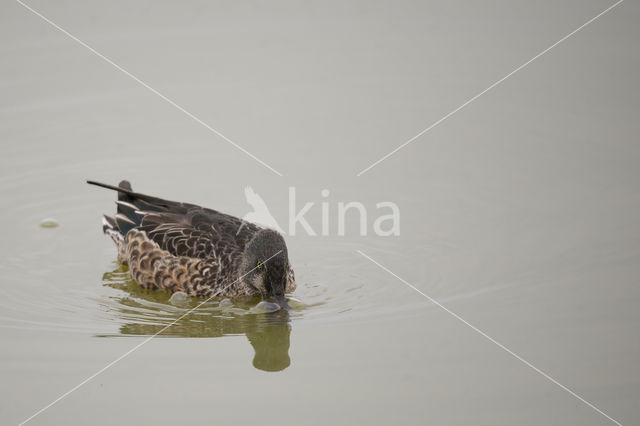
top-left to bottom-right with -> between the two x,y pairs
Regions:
15,0 -> 283,177
18,250 -> 282,426
356,250 -> 623,426
356,0 -> 624,176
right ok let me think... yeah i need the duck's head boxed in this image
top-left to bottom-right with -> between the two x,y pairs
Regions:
242,229 -> 295,308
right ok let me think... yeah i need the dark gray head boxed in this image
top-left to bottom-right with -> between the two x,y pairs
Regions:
242,229 -> 294,306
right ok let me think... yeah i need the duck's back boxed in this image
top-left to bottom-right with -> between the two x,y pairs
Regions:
91,180 -> 260,260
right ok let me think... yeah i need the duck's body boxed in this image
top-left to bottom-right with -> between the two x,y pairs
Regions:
88,180 -> 296,300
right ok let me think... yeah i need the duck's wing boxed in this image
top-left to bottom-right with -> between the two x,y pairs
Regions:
138,209 -> 259,259
88,180 -> 260,259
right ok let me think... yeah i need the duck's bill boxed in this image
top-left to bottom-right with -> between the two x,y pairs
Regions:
268,295 -> 290,311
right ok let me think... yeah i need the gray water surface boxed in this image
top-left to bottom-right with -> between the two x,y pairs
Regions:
1,1 -> 639,425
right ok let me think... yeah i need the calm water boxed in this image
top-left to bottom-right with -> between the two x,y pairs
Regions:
2,1 -> 639,425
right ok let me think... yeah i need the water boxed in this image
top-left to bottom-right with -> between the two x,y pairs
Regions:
1,1 -> 640,425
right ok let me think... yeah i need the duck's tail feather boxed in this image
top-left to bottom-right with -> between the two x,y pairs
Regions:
87,180 -> 187,209
87,180 -> 132,194
113,180 -> 141,234
102,214 -> 123,244
87,180 -> 185,209
89,180 -> 140,235
88,179 -> 191,236
102,214 -> 117,233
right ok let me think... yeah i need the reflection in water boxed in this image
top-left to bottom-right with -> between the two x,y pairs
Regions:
101,264 -> 294,372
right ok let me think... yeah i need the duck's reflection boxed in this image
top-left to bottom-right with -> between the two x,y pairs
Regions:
101,264 -> 292,372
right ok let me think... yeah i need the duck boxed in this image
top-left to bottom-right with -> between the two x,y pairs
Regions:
87,180 -> 296,305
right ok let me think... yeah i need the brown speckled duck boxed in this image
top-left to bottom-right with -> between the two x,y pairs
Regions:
88,180 -> 296,304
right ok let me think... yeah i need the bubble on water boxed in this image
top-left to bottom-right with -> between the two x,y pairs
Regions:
40,218 -> 59,228
250,301 -> 281,314
169,291 -> 189,306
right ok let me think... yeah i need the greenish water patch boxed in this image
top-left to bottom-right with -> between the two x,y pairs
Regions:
99,263 -> 304,371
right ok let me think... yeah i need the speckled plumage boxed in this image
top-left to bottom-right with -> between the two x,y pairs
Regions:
89,180 -> 296,298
